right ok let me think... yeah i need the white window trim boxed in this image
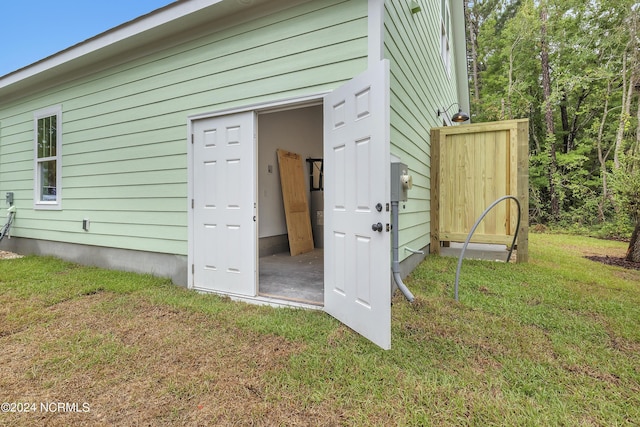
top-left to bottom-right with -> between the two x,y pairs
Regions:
441,0 -> 452,77
33,105 -> 62,210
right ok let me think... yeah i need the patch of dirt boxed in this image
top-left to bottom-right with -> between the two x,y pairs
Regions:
0,292 -> 338,426
0,250 -> 23,259
563,363 -> 622,385
585,255 -> 640,271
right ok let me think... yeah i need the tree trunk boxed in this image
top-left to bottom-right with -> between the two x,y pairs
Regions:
563,88 -> 588,154
636,98 -> 640,158
625,221 -> 640,263
540,4 -> 559,220
465,1 -> 481,103
615,13 -> 638,169
596,84 -> 615,220
614,55 -> 634,169
635,67 -> 640,158
507,35 -> 522,120
560,92 -> 570,153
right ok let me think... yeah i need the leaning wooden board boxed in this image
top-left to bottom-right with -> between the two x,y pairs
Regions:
277,149 -> 314,256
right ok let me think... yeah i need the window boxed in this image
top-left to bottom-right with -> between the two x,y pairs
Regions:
34,105 -> 62,209
441,0 -> 451,76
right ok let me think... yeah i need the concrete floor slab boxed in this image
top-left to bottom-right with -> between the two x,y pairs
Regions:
259,249 -> 323,305
439,242 -> 514,262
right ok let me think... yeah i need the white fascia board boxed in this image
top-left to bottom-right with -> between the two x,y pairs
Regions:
0,0 -> 224,89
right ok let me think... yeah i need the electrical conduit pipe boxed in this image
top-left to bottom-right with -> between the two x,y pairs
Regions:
391,200 -> 415,303
0,206 -> 16,242
454,195 -> 521,301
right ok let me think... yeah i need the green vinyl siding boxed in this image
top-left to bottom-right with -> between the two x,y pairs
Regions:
0,0 -> 367,256
384,0 -> 462,261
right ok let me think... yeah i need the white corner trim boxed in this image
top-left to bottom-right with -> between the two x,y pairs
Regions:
368,0 -> 385,68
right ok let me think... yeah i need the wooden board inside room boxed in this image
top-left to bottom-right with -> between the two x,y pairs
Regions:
276,149 -> 314,256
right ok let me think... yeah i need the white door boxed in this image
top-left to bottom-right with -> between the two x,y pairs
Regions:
192,112 -> 256,296
323,60 -> 391,349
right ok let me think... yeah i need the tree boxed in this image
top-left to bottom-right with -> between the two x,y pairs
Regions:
631,99 -> 640,263
611,1 -> 640,261
539,1 -> 560,220
622,71 -> 640,263
469,0 -> 640,232
613,150 -> 640,262
613,11 -> 639,170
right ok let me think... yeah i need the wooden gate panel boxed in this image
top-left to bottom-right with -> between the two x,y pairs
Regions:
430,120 -> 529,262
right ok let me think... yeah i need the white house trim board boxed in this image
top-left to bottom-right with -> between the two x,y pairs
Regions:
187,93 -> 326,122
450,0 -> 471,115
368,0 -> 385,67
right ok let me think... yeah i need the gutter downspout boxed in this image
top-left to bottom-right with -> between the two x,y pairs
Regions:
391,200 -> 415,303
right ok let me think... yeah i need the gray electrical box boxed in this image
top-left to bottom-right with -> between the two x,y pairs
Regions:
391,162 -> 410,202
5,192 -> 13,206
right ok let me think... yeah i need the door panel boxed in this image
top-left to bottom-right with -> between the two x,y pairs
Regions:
323,60 -> 391,349
192,112 -> 256,296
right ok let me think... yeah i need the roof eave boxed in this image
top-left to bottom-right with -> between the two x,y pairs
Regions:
0,0 -> 239,101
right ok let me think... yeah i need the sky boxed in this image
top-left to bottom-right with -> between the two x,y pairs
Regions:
0,0 -> 176,76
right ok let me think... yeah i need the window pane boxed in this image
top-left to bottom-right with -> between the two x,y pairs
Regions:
37,118 -> 45,158
50,116 -> 57,156
40,160 -> 57,201
37,115 -> 57,159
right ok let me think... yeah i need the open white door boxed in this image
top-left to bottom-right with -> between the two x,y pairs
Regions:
192,112 -> 256,297
323,60 -> 391,349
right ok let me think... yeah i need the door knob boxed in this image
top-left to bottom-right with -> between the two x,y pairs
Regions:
372,222 -> 383,232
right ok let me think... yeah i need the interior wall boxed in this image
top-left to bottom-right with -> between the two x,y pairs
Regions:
257,105 -> 323,239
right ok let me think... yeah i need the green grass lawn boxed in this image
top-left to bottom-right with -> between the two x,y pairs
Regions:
1,233 -> 638,426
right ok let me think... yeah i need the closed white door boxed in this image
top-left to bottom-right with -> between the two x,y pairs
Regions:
192,112 -> 256,296
323,60 -> 392,349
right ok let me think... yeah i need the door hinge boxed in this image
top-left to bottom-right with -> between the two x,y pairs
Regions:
192,264 -> 194,274
191,199 -> 194,209
191,134 -> 194,144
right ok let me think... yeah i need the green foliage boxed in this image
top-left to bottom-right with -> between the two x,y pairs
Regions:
468,0 -> 639,233
611,151 -> 640,222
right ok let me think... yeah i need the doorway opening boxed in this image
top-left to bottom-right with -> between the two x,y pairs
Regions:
257,104 -> 324,305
